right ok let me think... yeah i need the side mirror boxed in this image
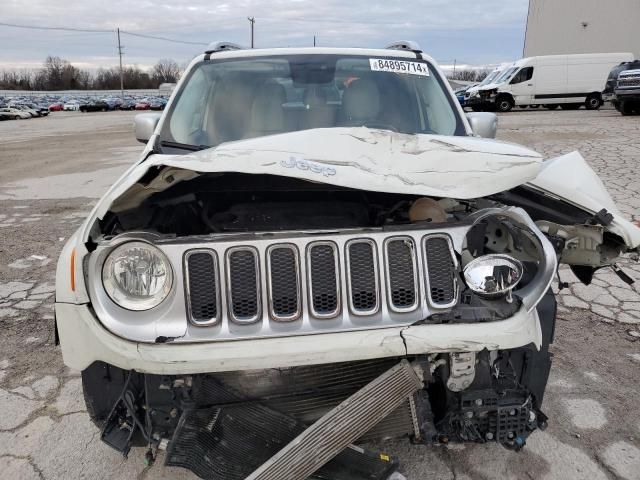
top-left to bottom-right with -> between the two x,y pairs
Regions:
134,113 -> 161,144
466,112 -> 497,139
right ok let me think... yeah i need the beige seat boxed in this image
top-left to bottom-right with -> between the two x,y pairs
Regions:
245,82 -> 286,139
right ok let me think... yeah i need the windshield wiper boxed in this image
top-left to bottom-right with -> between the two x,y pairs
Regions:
159,140 -> 209,152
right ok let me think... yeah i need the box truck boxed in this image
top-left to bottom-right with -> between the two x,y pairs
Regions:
470,53 -> 634,112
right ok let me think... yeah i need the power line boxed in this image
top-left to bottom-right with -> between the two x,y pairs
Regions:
0,21 -> 112,33
119,30 -> 207,46
0,21 -> 208,46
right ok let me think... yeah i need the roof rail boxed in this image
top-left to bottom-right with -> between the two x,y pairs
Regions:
385,41 -> 422,53
205,41 -> 244,54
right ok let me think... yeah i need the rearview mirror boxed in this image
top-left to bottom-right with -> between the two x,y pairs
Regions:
466,112 -> 497,139
134,113 -> 161,144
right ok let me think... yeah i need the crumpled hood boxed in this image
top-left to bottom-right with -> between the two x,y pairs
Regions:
160,128 -> 541,198
123,127 -> 541,199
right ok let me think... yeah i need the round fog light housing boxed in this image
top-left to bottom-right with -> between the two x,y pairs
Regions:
102,241 -> 173,311
463,254 -> 523,299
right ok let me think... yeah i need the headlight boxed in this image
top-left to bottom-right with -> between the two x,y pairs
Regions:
463,254 -> 523,300
102,241 -> 173,311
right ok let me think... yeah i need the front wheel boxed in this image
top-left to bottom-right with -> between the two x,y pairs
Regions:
620,101 -> 634,116
496,96 -> 514,112
585,94 -> 601,110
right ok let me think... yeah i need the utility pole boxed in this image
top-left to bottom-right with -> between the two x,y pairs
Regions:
313,35 -> 316,47
117,28 -> 124,100
453,59 -> 457,75
248,17 -> 255,48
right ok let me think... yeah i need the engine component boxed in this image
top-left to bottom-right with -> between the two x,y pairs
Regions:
446,352 -> 476,392
409,197 -> 447,223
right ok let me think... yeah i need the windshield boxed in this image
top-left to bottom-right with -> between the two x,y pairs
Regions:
478,70 -> 500,87
494,67 -> 517,85
161,54 -> 464,150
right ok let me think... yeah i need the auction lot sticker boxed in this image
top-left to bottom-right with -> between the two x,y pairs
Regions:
369,58 -> 429,76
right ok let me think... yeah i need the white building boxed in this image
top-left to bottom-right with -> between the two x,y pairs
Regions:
524,0 -> 640,58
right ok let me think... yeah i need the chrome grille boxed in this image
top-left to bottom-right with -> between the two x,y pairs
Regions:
185,251 -> 219,325
346,240 -> 379,315
423,235 -> 458,307
385,237 -> 418,312
182,230 -> 460,334
307,242 -> 340,318
267,245 -> 301,321
226,247 -> 261,323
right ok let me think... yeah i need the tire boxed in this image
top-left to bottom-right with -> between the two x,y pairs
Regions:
496,96 -> 514,113
102,107 -> 107,112
13,115 -> 20,120
544,104 -> 559,110
519,105 -> 527,109
585,93 -> 601,110
620,101 -> 634,116
530,104 -> 540,109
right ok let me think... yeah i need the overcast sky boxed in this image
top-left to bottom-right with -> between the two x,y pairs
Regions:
0,0 -> 530,71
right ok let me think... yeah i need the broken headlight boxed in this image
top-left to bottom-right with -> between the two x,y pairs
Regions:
463,254 -> 524,299
102,241 -> 173,311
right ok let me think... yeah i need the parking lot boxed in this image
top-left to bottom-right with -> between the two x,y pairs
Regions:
0,109 -> 639,479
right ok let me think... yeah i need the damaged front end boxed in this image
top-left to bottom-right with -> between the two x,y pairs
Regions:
59,133 -> 639,479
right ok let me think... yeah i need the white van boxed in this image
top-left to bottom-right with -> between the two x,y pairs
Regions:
474,53 -> 634,112
464,64 -> 512,109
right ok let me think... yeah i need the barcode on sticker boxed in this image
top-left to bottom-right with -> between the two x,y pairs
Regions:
369,58 -> 429,76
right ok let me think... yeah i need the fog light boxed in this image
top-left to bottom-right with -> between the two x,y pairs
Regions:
463,254 -> 523,300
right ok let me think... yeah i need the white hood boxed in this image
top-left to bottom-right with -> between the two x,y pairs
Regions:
85,129 -> 640,250
101,128 -> 541,219
529,151 -> 640,248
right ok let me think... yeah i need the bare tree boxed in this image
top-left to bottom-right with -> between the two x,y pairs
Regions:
152,59 -> 181,84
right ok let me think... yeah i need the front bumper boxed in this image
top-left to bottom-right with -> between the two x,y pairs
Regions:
614,88 -> 640,99
56,302 -> 542,374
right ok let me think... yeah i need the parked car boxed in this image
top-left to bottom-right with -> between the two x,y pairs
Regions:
118,99 -> 137,110
0,107 -> 31,119
49,103 -> 64,111
55,42 -> 640,479
469,53 -> 634,112
80,100 -> 110,112
149,98 -> 166,110
27,103 -> 50,116
11,104 -> 40,117
614,68 -> 640,115
63,101 -> 81,111
134,100 -> 151,110
454,85 -> 471,107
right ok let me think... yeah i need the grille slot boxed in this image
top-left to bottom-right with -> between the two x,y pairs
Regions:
307,242 -> 340,318
385,238 -> 418,312
267,245 -> 301,321
423,235 -> 458,307
185,250 -> 219,325
226,247 -> 261,323
346,240 -> 379,315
